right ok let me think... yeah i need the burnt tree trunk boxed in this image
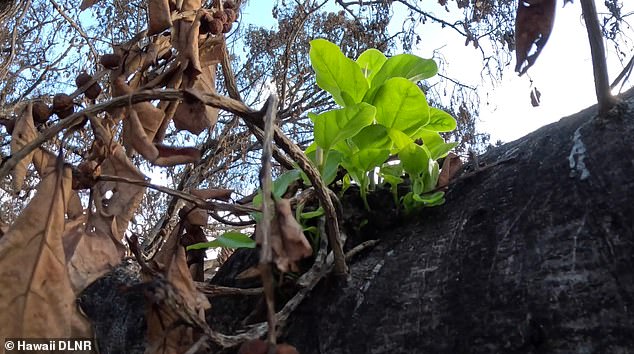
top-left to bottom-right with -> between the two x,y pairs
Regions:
269,91 -> 634,353
83,90 -> 634,354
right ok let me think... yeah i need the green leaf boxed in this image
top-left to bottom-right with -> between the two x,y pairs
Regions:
186,231 -> 256,250
305,149 -> 342,185
429,142 -> 458,160
426,107 -> 457,132
342,148 -> 390,173
424,161 -> 440,193
301,207 -> 325,220
351,124 -> 391,150
413,191 -> 445,206
357,48 -> 387,82
273,170 -> 301,198
312,103 -> 376,152
310,39 -> 369,106
414,130 -> 458,160
387,128 -> 413,151
371,54 -> 438,88
370,78 -> 430,136
380,164 -> 404,186
253,169 -> 301,207
399,142 -> 430,177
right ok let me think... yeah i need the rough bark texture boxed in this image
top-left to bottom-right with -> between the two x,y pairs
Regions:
81,89 -> 634,353
275,93 -> 634,353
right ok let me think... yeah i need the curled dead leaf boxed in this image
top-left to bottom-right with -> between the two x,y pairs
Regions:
191,188 -> 233,201
530,87 -> 542,107
515,0 -> 557,75
146,240 -> 210,354
258,198 -> 312,273
10,103 -> 37,191
63,216 -> 125,295
0,164 -> 79,338
147,0 -> 173,35
180,204 -> 208,226
115,76 -> 198,166
173,68 -> 219,135
437,153 -> 463,190
87,117 -> 146,243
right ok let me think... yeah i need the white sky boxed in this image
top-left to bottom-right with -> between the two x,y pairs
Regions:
240,1 -> 634,144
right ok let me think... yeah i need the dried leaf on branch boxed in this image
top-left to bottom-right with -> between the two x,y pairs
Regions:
112,76 -> 201,165
515,0 -> 557,75
257,198 -> 313,273
87,117 -> 146,243
173,65 -> 219,135
148,0 -> 173,36
145,241 -> 210,354
0,159 -> 84,338
10,103 -> 37,191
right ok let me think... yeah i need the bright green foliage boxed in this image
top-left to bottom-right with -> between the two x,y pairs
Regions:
370,77 -> 430,136
370,53 -> 438,88
186,231 -> 255,250
356,49 -> 387,82
309,39 -> 369,106
306,39 -> 458,212
309,103 -> 376,157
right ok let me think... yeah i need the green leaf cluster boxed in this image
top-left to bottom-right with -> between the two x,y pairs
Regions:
186,231 -> 255,251
307,39 -> 458,211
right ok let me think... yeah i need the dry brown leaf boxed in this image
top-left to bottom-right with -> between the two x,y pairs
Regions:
79,0 -> 101,10
67,190 -> 84,219
181,227 -> 207,282
63,216 -> 125,296
114,76 -> 165,141
530,87 -> 542,107
181,11 -> 203,77
199,38 -> 224,66
173,66 -> 219,134
276,199 -> 312,269
515,0 -> 557,75
437,153 -> 463,190
183,205 -> 208,226
154,144 -> 201,166
10,103 -> 37,191
166,235 -> 210,312
87,117 -> 146,243
0,163 -> 81,338
191,188 -> 233,201
258,199 -> 312,273
148,0 -> 173,36
146,243 -> 210,354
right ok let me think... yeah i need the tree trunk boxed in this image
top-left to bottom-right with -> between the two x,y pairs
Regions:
275,92 -> 634,353
83,89 -> 634,353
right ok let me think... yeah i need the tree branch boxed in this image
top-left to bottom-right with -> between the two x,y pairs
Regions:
580,0 -> 616,116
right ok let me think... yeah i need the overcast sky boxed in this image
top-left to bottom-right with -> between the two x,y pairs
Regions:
240,1 -> 634,144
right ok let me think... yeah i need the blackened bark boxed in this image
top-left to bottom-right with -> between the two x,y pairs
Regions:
275,89 -> 634,353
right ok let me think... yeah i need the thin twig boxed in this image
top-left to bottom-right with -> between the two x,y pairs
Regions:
195,283 -> 263,296
258,94 -> 278,350
97,174 -> 258,215
0,88 -> 258,180
49,0 -> 99,62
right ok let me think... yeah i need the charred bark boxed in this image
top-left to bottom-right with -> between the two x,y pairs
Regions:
82,88 -> 634,353
274,91 -> 634,353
